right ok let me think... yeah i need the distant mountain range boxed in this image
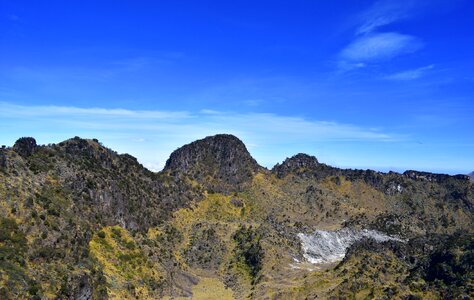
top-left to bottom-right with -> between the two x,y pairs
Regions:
0,134 -> 472,299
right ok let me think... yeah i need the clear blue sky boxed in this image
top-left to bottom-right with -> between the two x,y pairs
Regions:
1,0 -> 473,174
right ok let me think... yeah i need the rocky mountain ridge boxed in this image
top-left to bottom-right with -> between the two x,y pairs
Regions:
0,134 -> 472,299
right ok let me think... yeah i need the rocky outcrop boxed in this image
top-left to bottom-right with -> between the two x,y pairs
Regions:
298,228 -> 403,264
13,137 -> 37,157
272,153 -> 319,178
164,134 -> 261,193
273,155 -> 471,200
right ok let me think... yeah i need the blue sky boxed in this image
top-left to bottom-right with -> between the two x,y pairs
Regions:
1,0 -> 473,173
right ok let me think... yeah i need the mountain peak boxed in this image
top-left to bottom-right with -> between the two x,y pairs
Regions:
164,134 -> 261,193
272,153 -> 319,178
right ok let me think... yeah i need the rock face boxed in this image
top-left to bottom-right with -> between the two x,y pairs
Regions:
272,153 -> 319,178
298,228 -> 403,264
13,137 -> 37,157
164,134 -> 261,193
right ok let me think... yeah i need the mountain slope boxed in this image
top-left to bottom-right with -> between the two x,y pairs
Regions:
0,134 -> 472,299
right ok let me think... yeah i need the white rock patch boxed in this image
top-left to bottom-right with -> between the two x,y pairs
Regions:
298,228 -> 403,264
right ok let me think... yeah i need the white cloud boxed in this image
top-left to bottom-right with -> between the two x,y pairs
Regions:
385,65 -> 434,80
0,102 -> 190,120
0,102 -> 398,170
337,1 -> 431,71
355,0 -> 454,35
340,32 -> 422,63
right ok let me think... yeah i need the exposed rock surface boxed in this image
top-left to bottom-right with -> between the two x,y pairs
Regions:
272,153 -> 319,178
298,228 -> 403,264
164,134 -> 261,193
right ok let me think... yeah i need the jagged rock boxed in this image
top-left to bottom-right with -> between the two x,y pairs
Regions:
164,134 -> 261,193
13,137 -> 37,157
272,153 -> 319,178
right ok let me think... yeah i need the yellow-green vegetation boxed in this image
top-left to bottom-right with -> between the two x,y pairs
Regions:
170,192 -> 250,265
0,217 -> 28,298
188,277 -> 234,300
163,277 -> 234,300
89,226 -> 166,299
145,191 -> 268,299
151,193 -> 252,296
174,193 -> 247,226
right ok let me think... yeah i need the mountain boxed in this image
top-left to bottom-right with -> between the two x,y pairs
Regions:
0,134 -> 472,299
164,134 -> 262,193
469,171 -> 474,179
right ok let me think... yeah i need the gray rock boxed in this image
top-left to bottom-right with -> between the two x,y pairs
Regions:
164,134 -> 262,193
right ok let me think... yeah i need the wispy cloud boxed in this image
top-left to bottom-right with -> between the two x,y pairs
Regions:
356,1 -> 417,35
340,32 -> 422,63
0,102 -> 190,120
385,64 -> 434,80
0,102 -> 398,171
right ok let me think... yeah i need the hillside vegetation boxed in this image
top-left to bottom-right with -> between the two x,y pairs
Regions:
0,135 -> 472,299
